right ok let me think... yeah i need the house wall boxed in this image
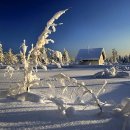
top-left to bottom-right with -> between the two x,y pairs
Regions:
99,54 -> 104,65
80,60 -> 99,65
79,54 -> 105,65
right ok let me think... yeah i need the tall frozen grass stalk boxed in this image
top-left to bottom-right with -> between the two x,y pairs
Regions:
8,9 -> 68,96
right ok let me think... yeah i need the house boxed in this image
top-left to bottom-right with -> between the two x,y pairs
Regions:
76,48 -> 106,65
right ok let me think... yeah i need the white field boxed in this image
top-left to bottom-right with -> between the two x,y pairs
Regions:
0,67 -> 130,130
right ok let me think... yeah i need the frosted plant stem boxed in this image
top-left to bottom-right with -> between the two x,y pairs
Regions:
77,82 -> 103,112
97,80 -> 107,96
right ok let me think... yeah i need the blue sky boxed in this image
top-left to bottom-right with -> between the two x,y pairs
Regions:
0,0 -> 130,57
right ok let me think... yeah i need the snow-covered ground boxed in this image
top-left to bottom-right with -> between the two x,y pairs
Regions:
0,67 -> 130,130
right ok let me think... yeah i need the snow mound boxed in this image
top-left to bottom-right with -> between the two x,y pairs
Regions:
94,67 -> 129,78
15,92 -> 44,103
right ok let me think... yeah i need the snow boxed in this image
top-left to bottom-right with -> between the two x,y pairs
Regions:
0,67 -> 130,130
94,67 -> 129,78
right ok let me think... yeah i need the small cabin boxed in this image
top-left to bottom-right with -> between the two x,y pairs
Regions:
76,48 -> 106,65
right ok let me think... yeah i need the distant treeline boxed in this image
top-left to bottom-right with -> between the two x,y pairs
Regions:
106,49 -> 130,63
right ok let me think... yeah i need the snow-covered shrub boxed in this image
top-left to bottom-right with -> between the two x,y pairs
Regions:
94,66 -> 129,78
94,67 -> 116,78
109,66 -> 116,76
51,73 -> 107,112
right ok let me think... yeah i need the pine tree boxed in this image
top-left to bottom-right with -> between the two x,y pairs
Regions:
112,49 -> 118,63
129,54 -> 130,63
118,55 -> 123,63
123,55 -> 129,63
62,48 -> 70,64
4,48 -> 18,65
0,43 -> 4,63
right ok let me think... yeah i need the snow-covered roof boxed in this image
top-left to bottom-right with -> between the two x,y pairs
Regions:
76,48 -> 106,61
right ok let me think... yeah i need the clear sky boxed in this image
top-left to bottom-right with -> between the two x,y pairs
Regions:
0,0 -> 130,57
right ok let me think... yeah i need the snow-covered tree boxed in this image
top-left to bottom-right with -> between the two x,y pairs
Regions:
40,47 -> 49,64
7,9 -> 68,96
4,48 -> 18,65
118,55 -> 123,63
62,48 -> 70,64
112,49 -> 118,63
0,43 -> 4,63
129,54 -> 130,63
123,55 -> 129,63
52,50 -> 63,64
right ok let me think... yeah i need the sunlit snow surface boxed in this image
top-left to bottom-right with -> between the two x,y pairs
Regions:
0,67 -> 130,130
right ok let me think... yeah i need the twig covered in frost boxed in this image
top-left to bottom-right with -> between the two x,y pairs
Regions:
52,73 -> 70,94
97,80 -> 107,96
72,80 -> 107,112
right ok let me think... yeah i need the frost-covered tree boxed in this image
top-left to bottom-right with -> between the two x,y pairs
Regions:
40,47 -> 49,64
112,49 -> 118,63
62,48 -> 70,64
129,54 -> 130,63
123,55 -> 129,63
0,43 -> 4,63
118,55 -> 123,63
52,50 -> 63,64
4,48 -> 18,65
7,9 -> 68,96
